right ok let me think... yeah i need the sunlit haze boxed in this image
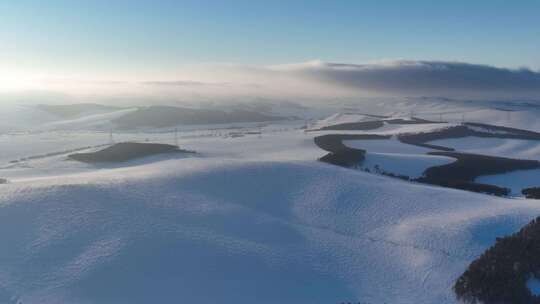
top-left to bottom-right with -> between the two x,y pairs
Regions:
1,0 -> 540,104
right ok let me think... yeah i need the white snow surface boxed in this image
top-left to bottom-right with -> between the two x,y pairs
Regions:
344,138 -> 434,155
528,277 -> 540,296
426,136 -> 540,194
343,138 -> 454,178
428,137 -> 540,160
361,152 -> 454,178
312,113 -> 455,136
0,105 -> 57,133
310,112 -> 379,129
476,169 -> 540,195
1,115 -> 540,303
41,108 -> 138,130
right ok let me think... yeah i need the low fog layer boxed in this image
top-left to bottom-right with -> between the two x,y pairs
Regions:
1,60 -> 539,107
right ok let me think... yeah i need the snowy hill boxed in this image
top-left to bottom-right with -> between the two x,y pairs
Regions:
40,108 -> 139,131
3,99 -> 540,303
36,104 -> 124,119
112,106 -> 289,129
2,125 -> 540,303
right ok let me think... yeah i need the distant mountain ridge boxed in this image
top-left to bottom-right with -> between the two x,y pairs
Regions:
36,103 -> 124,118
112,105 -> 288,129
34,104 -> 291,130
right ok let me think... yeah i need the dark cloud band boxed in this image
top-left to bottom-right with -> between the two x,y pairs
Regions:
285,61 -> 540,98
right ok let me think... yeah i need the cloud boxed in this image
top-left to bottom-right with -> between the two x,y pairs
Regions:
140,80 -> 229,86
3,60 -> 540,105
273,60 -> 540,99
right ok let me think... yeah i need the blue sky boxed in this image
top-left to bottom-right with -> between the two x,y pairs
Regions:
1,0 -> 539,76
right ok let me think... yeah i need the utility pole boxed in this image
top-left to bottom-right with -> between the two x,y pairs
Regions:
109,129 -> 114,144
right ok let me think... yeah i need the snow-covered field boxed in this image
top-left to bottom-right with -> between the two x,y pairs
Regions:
310,112 -> 380,129
2,101 -> 540,303
360,152 -> 454,178
427,137 -> 540,194
429,137 -> 540,160
343,138 -> 454,178
344,138 -> 433,154
1,124 -> 540,303
477,169 -> 540,195
40,108 -> 138,130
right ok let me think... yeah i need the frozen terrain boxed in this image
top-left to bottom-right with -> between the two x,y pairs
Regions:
429,137 -> 540,160
360,152 -> 454,178
477,169 -> 540,195
428,137 -> 540,195
2,100 -> 540,303
40,108 -> 138,131
310,112 -> 381,129
343,138 -> 454,178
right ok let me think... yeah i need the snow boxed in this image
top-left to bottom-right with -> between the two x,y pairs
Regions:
0,131 -> 111,164
476,169 -> 540,195
466,125 -> 514,135
1,153 -> 538,303
396,127 -> 540,195
372,122 -> 453,135
336,98 -> 540,133
2,101 -> 540,303
0,105 -> 57,132
312,112 -> 456,136
428,137 -> 540,160
528,276 -> 540,296
462,109 -> 540,133
361,152 -> 454,178
344,138 -> 434,154
343,138 -> 454,178
311,113 -> 378,129
41,108 -> 138,130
